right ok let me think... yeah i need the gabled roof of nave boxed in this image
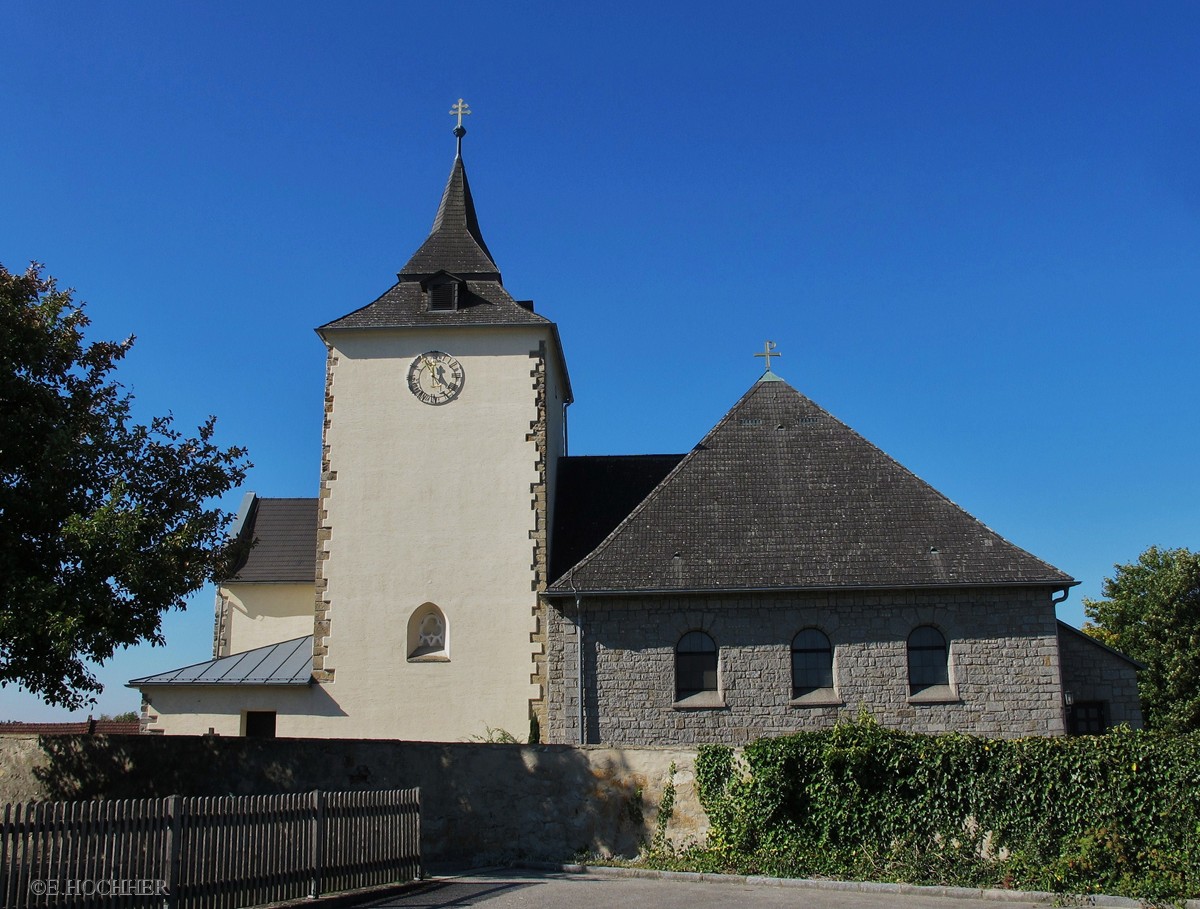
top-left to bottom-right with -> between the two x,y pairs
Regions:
320,126 -> 548,332
549,375 -> 1076,594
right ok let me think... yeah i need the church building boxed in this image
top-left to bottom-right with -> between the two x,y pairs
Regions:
131,106 -> 1142,743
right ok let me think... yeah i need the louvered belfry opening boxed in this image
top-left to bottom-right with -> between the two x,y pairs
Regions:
429,282 -> 458,311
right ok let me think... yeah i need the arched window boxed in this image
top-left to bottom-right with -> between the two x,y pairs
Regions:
407,603 -> 449,661
791,629 -> 834,698
907,625 -> 948,693
675,631 -> 718,701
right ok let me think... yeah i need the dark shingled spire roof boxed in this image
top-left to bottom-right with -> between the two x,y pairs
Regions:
319,143 -> 549,331
399,154 -> 499,280
550,378 -> 1075,594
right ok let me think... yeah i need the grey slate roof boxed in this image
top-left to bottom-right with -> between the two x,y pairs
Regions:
319,150 -> 548,332
128,636 -> 313,687
400,155 -> 499,279
550,378 -> 1076,594
224,497 -> 317,583
319,278 -> 548,331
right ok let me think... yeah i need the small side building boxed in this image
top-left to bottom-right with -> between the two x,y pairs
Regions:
134,496 -> 318,737
1056,621 -> 1145,734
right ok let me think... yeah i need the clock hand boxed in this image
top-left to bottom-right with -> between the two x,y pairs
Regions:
423,357 -> 444,389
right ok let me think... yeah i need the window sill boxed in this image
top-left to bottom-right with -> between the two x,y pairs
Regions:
908,685 -> 960,704
407,654 -> 450,663
789,690 -> 843,708
672,691 -> 726,710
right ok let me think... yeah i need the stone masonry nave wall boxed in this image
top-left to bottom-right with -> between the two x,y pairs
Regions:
547,587 -> 1067,745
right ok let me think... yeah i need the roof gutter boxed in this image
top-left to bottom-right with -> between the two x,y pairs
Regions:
126,679 -> 314,689
544,579 -> 1081,598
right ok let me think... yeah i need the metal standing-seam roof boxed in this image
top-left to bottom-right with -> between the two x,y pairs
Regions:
127,636 -> 314,687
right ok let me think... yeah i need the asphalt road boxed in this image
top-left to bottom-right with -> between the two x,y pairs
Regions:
345,869 -> 1053,909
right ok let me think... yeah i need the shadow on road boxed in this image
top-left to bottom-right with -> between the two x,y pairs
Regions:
354,878 -> 536,908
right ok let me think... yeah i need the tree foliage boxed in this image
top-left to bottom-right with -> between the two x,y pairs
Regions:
1083,546 -> 1200,733
98,711 -> 140,723
0,263 -> 249,709
680,720 -> 1200,902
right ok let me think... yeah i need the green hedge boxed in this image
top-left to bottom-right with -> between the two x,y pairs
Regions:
677,717 -> 1200,901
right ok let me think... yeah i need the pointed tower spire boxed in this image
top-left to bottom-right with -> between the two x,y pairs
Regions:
398,99 -> 501,282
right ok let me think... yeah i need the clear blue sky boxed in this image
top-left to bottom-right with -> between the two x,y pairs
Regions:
2,2 -> 1198,721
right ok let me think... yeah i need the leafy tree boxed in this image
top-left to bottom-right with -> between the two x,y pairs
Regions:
1084,546 -> 1200,732
99,711 -> 140,723
0,263 -> 249,709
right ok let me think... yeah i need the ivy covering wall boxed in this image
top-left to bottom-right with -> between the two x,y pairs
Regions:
677,718 -> 1200,902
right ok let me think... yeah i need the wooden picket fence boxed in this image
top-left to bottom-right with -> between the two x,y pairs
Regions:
0,788 -> 420,908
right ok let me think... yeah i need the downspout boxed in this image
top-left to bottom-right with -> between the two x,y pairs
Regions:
1052,585 -> 1071,735
571,582 -> 584,745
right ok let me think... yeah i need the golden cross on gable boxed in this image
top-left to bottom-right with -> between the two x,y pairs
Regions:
449,99 -> 472,129
755,340 -> 781,372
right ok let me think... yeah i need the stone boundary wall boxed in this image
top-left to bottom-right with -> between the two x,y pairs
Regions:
0,736 -> 703,865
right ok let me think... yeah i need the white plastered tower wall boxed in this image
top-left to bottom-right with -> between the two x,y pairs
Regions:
216,583 -> 315,657
308,323 -> 566,740
133,124 -> 574,738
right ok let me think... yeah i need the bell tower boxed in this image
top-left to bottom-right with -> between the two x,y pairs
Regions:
311,103 -> 571,740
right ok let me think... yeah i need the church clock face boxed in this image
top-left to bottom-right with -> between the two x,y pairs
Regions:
407,351 -> 465,405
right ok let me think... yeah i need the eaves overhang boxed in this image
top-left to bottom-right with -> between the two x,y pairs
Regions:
315,321 -> 574,405
543,579 -> 1081,598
